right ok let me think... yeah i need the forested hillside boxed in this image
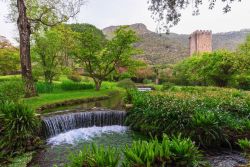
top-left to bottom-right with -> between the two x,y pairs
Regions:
103,23 -> 250,65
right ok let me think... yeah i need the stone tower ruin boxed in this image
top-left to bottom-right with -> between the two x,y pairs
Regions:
189,30 -> 212,55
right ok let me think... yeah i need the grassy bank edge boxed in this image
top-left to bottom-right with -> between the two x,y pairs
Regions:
23,88 -> 123,110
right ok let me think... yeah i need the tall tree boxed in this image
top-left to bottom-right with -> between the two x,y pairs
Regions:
0,42 -> 19,75
149,0 -> 241,32
71,24 -> 140,90
33,25 -> 75,84
9,0 -> 84,97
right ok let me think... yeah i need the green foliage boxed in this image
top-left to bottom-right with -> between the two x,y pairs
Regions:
143,78 -> 153,84
0,80 -> 24,104
33,25 -> 75,84
67,135 -> 206,167
35,82 -> 61,93
0,45 -> 20,75
67,74 -> 82,82
0,102 -> 41,156
237,139 -> 250,153
66,143 -> 120,167
173,36 -> 250,90
6,152 -> 34,167
161,82 -> 175,90
117,79 -> 136,89
0,75 -> 21,82
61,81 -> 94,91
174,51 -> 238,87
123,134 -> 207,167
119,72 -> 133,80
70,24 -> 141,90
126,87 -> 250,147
230,74 -> 250,90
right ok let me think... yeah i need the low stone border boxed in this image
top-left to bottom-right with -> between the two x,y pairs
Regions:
136,85 -> 156,90
36,96 -> 110,113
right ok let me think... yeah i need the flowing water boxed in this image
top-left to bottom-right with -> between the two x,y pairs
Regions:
42,110 -> 126,137
29,109 -> 143,167
29,94 -> 247,167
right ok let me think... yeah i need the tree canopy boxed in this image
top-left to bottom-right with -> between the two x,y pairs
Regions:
33,25 -> 75,84
70,24 -> 141,90
149,0 -> 242,32
0,43 -> 19,75
6,0 -> 85,97
173,35 -> 250,89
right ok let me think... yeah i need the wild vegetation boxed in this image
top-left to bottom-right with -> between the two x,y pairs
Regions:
69,24 -> 141,90
66,135 -> 207,167
126,87 -> 250,148
0,77 -> 40,164
170,36 -> 250,90
0,0 -> 249,166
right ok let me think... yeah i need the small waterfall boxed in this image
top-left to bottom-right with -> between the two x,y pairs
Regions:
42,110 -> 126,137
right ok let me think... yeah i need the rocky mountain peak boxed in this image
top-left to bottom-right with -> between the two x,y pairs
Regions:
102,23 -> 151,39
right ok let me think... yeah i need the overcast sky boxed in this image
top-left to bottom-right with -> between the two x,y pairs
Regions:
0,0 -> 250,43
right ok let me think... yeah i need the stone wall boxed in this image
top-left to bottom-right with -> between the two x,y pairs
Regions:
189,30 -> 212,55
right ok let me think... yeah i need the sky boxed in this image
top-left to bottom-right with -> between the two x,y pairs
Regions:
0,0 -> 250,43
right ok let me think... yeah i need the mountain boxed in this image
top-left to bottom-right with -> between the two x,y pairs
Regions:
212,29 -> 250,51
102,23 -> 250,65
0,35 -> 14,49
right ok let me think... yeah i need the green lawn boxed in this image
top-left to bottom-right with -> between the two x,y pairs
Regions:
0,75 -> 21,82
24,89 -> 119,109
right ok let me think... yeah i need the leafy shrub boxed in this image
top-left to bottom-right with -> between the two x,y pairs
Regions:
125,87 -> 250,147
230,74 -> 250,90
117,79 -> 136,89
119,72 -> 133,80
67,74 -> 82,82
61,81 -> 94,91
35,82 -> 58,93
82,77 -> 90,83
66,143 -> 120,167
161,82 -> 175,90
173,51 -> 248,88
0,102 -> 41,156
123,134 -> 207,167
101,82 -> 116,89
142,78 -> 152,84
67,135 -> 207,167
237,138 -> 250,153
0,80 -> 24,103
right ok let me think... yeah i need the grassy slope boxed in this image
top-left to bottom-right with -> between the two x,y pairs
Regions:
24,89 -> 118,109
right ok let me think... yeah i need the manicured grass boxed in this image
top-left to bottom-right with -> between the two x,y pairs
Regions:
24,89 -> 119,109
0,75 -> 21,82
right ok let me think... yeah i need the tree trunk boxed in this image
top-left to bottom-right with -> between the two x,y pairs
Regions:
94,79 -> 102,91
17,0 -> 37,97
155,78 -> 159,85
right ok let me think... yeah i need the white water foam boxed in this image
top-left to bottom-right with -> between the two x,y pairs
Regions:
47,125 -> 128,145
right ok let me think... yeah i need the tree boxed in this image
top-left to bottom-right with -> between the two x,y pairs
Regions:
173,51 -> 238,87
33,25 -> 75,84
0,43 -> 20,75
149,0 -> 241,32
8,0 -> 84,97
0,41 -> 19,75
71,24 -> 140,90
152,65 -> 162,84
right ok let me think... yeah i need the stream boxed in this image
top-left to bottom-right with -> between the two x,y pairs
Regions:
28,94 -> 248,167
